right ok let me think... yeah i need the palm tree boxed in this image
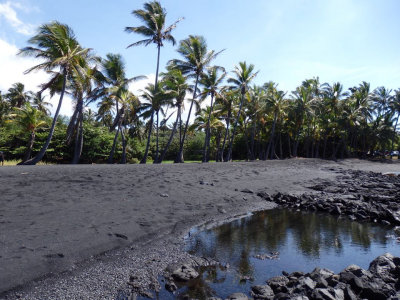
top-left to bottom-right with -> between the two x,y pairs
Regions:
18,21 -> 92,165
157,68 -> 190,163
6,82 -> 31,108
389,90 -> 400,154
108,90 -> 140,164
67,63 -> 102,164
97,53 -> 144,163
266,89 -> 286,159
226,62 -> 258,161
0,91 -> 10,126
8,103 -> 47,163
198,66 -> 226,162
168,35 -> 222,163
125,1 -> 182,164
139,82 -> 171,163
214,90 -> 238,161
30,92 -> 52,115
191,106 -> 225,160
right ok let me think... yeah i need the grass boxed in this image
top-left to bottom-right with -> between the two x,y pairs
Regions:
161,160 -> 202,164
2,159 -> 53,166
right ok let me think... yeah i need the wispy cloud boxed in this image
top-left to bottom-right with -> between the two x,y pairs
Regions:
0,1 -> 36,35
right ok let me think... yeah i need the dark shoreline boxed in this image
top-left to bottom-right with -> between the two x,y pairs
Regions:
1,159 -> 399,299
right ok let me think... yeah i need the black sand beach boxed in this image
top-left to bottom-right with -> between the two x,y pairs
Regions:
1,159 -> 399,299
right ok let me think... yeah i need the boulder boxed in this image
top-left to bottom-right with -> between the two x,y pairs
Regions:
171,264 -> 199,281
368,253 -> 397,283
224,293 -> 248,300
251,284 -> 274,299
267,276 -> 289,293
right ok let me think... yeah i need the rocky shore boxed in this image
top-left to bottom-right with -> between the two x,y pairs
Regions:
222,253 -> 400,300
258,169 -> 400,226
158,168 -> 400,300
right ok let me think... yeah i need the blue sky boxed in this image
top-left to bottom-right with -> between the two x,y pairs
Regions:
0,0 -> 399,116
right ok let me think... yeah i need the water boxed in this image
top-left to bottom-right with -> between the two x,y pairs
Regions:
140,209 -> 399,300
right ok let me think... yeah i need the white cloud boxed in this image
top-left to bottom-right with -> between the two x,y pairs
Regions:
129,74 -> 155,95
0,38 -> 74,117
0,1 -> 35,35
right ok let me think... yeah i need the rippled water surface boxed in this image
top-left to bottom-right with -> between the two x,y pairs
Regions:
143,209 -> 399,299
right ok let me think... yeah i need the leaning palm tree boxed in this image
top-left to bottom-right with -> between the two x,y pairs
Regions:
198,66 -> 226,162
8,103 -> 47,163
125,1 -> 182,164
18,21 -> 92,165
168,35 -> 223,163
226,62 -> 258,161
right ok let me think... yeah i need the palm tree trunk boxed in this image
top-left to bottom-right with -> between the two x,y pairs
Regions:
140,110 -> 154,164
141,45 -> 161,164
20,69 -> 67,165
202,93 -> 215,163
72,101 -> 83,164
66,107 -> 79,144
120,126 -> 127,164
176,74 -> 199,163
391,115 -> 399,158
244,122 -> 250,161
22,131 -> 35,163
215,131 -> 221,162
108,126 -> 120,164
227,92 -> 245,162
158,106 -> 180,163
267,113 -> 278,159
154,110 -> 159,163
221,109 -> 231,162
250,119 -> 257,160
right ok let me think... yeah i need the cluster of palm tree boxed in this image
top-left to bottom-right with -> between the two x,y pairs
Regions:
0,1 -> 399,165
195,78 -> 400,162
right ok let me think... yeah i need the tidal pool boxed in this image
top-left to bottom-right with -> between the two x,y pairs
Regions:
142,209 -> 399,299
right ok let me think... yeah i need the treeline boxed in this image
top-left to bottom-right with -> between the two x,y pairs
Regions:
0,1 -> 399,165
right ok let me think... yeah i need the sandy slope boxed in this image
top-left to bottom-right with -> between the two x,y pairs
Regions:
0,158 -> 398,299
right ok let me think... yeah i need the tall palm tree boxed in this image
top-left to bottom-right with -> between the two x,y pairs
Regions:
198,66 -> 226,162
168,35 -> 223,163
226,62 -> 258,161
8,103 -> 47,163
18,21 -> 92,165
126,1 -> 182,164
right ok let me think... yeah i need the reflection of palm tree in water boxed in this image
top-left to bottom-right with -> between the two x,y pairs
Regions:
188,209 -> 389,270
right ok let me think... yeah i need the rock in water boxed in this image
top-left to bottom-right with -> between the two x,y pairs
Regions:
171,264 -> 199,281
224,293 -> 248,300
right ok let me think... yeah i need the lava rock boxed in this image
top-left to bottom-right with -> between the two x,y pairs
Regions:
251,284 -> 274,299
224,292 -> 248,300
171,264 -> 199,281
